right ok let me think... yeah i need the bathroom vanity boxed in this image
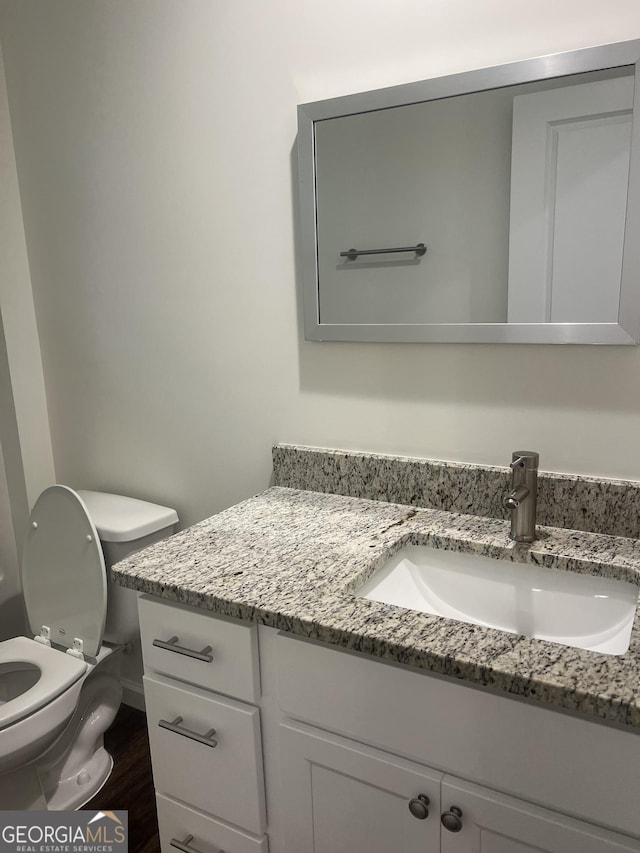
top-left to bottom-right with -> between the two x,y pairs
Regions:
113,447 -> 640,853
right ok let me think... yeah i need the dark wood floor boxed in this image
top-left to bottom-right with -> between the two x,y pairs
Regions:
82,704 -> 160,853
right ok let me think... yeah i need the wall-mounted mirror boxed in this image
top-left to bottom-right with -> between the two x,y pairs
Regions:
297,41 -> 640,344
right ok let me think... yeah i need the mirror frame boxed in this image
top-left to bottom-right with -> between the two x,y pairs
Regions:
297,40 -> 640,344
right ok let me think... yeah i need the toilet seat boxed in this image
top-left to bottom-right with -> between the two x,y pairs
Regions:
0,637 -> 87,730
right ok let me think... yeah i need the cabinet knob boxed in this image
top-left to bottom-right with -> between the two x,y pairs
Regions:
408,793 -> 430,819
441,806 -> 463,832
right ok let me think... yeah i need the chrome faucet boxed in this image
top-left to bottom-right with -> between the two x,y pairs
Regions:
503,451 -> 539,542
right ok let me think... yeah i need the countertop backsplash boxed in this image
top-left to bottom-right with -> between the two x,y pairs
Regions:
273,444 -> 640,539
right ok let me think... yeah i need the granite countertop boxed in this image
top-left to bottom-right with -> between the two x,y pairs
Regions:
112,486 -> 640,731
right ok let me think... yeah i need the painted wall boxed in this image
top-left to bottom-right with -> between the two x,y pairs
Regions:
0,316 -> 26,638
0,40 -> 54,509
0,442 -> 21,638
0,39 -> 54,637
1,1 -> 640,532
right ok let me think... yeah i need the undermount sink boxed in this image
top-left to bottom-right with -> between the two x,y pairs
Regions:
357,544 -> 639,655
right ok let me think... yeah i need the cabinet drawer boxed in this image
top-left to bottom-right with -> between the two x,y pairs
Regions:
156,794 -> 268,853
144,673 -> 266,834
139,595 -> 259,702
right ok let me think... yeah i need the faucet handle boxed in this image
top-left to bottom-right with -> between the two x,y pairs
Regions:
510,451 -> 539,470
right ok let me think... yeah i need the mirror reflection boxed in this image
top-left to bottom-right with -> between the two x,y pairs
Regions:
314,66 -> 633,327
298,40 -> 640,343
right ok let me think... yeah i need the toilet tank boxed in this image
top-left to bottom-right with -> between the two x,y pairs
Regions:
77,490 -> 178,645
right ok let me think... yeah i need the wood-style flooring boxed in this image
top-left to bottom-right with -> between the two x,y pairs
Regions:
82,704 -> 160,853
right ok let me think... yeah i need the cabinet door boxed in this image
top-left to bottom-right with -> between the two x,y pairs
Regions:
440,776 -> 640,853
280,721 -> 442,853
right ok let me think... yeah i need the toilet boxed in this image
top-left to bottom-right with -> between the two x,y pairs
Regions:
0,485 -> 178,810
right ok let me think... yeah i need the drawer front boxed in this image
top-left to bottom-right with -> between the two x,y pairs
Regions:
156,794 -> 268,853
144,673 -> 266,834
139,595 -> 259,702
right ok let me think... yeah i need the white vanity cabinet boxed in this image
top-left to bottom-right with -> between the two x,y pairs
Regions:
280,720 -> 638,852
139,595 -> 640,853
275,633 -> 640,853
138,595 -> 268,853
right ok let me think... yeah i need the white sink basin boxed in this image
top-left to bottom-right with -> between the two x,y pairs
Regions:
357,545 -> 639,655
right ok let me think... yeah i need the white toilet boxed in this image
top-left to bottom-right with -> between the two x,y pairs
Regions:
0,484 -> 178,810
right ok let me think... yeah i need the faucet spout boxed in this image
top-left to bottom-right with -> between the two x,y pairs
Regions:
505,451 -> 539,542
503,483 -> 529,509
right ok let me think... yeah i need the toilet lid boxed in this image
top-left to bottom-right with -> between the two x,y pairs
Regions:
22,485 -> 107,658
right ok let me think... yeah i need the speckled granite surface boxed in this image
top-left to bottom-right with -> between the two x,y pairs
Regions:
113,486 -> 640,730
273,444 -> 640,539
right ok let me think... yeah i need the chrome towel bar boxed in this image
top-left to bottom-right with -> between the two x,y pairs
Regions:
340,242 -> 427,261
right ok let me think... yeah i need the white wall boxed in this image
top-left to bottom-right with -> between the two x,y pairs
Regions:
0,38 -> 54,636
0,317 -> 25,638
1,0 -> 640,530
0,39 -> 54,509
0,441 -> 21,638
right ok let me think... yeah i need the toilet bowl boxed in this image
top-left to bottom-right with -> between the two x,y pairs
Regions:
0,485 -> 178,810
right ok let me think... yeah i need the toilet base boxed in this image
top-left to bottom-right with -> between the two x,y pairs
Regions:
36,658 -> 122,810
43,745 -> 114,810
0,747 -> 113,811
0,644 -> 123,810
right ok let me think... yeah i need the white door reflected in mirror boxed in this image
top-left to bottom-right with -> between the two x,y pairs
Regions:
508,76 -> 633,323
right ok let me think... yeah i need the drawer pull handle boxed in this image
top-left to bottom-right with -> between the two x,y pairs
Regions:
159,716 -> 218,748
153,635 -> 213,662
170,835 -> 224,853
